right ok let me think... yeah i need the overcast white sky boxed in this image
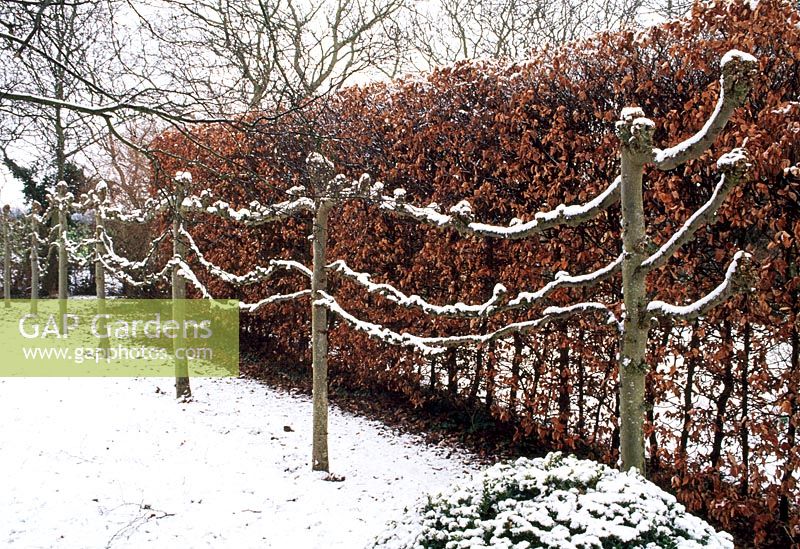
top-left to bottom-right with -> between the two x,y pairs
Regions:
0,165 -> 25,210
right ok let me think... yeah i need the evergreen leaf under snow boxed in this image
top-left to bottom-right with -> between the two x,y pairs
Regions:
373,453 -> 732,549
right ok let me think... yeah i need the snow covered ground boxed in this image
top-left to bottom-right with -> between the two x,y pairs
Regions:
0,376 -> 475,548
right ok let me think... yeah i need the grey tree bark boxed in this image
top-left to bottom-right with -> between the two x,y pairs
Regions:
612,51 -> 756,473
616,109 -> 654,473
56,182 -> 68,331
172,180 -> 191,399
311,198 -> 332,471
307,152 -> 338,472
30,201 -> 40,314
3,204 -> 10,308
94,186 -> 108,348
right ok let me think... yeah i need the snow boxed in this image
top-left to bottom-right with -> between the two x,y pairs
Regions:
376,176 -> 621,239
715,147 -> 750,170
620,107 -> 645,120
174,171 -> 193,184
647,251 -> 750,317
376,453 -> 733,549
320,290 -> 620,354
449,199 -> 473,218
328,259 -> 508,317
0,376 -> 475,549
720,49 -> 757,68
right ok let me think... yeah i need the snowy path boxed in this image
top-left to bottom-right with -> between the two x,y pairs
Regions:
0,377 -> 475,548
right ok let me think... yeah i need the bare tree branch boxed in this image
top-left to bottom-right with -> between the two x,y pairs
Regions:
652,51 -> 757,171
647,251 -> 753,321
641,147 -> 750,272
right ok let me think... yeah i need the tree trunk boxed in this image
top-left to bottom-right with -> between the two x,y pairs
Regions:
680,323 -> 700,460
30,203 -> 40,314
3,205 -> 10,308
57,183 -> 68,332
618,113 -> 652,473
45,104 -> 66,297
740,321 -> 750,495
710,321 -> 734,469
509,333 -> 523,419
557,332 -> 570,439
95,198 -> 108,350
779,324 -> 798,522
172,182 -> 191,399
311,200 -> 331,472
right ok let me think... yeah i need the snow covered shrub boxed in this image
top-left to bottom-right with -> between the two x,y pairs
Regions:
373,453 -> 732,549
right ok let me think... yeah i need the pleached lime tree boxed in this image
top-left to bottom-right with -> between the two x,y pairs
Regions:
310,49 -> 758,473
157,48 -> 758,475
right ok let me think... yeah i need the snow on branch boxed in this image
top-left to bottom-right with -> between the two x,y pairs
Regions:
328,253 -> 622,317
63,233 -> 96,268
647,251 -> 753,321
374,176 -> 621,239
175,258 -> 309,312
99,228 -> 169,274
641,148 -> 750,272
318,291 -> 619,356
653,50 -> 757,171
181,227 -> 311,285
182,190 -> 314,226
239,290 -> 312,313
96,252 -> 173,288
327,259 -> 508,316
506,254 -> 623,309
102,198 -> 170,224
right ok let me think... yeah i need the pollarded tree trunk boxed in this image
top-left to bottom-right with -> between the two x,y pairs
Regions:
311,199 -> 331,472
617,109 -> 655,473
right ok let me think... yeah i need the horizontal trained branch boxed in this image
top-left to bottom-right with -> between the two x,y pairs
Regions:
641,148 -> 751,272
181,191 -> 315,226
239,290 -> 313,313
646,251 -> 753,321
99,229 -> 169,273
373,176 -> 621,239
181,227 -> 311,284
96,253 -> 173,288
318,290 -> 620,355
175,258 -> 310,312
328,253 -> 622,317
652,50 -> 758,171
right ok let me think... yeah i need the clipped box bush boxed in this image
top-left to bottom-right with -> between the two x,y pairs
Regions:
373,453 -> 732,549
